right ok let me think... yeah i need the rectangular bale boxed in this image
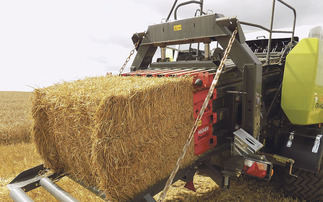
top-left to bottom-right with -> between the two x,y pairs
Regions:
31,75 -> 196,201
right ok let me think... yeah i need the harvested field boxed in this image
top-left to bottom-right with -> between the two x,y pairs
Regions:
1,91 -> 300,201
0,91 -> 32,144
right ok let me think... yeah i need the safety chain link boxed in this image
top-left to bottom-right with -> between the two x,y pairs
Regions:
119,41 -> 140,75
157,28 -> 238,202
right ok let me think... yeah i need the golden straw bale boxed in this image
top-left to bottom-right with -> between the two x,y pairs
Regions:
31,75 -> 195,201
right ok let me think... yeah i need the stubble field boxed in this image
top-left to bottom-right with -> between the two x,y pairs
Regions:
0,91 -> 299,201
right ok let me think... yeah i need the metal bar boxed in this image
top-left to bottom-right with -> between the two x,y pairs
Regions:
278,0 -> 296,42
197,43 -> 200,57
267,0 -> 297,64
145,70 -> 176,77
266,0 -> 276,65
240,21 -> 293,34
166,0 -> 178,22
240,0 -> 296,42
273,30 -> 293,34
204,43 -> 210,60
174,1 -> 202,20
240,21 -> 271,32
200,0 -> 204,16
161,47 -> 166,61
9,188 -> 33,202
40,177 -> 79,202
174,69 -> 203,76
68,175 -> 107,200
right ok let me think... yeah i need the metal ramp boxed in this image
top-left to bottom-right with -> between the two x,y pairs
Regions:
7,164 -> 78,202
7,144 -> 231,202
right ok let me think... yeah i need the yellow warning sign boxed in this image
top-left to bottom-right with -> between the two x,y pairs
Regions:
174,24 -> 182,31
198,119 -> 202,127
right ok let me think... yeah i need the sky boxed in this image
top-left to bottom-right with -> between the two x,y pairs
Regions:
0,0 -> 322,91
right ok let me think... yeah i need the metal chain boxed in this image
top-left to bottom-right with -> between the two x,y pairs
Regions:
118,41 -> 140,75
157,28 -> 238,202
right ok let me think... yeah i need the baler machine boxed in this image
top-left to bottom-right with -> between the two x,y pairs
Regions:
7,0 -> 323,201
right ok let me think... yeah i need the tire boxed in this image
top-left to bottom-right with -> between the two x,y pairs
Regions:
284,166 -> 323,201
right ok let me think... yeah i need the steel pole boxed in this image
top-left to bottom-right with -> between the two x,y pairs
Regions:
277,0 -> 297,42
204,43 -> 210,60
40,177 -> 79,202
266,0 -> 276,65
9,188 -> 33,202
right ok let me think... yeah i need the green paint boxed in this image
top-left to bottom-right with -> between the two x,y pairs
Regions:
282,38 -> 323,125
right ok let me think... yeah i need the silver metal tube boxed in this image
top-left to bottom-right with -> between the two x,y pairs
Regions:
174,1 -> 203,20
9,188 -> 33,202
241,0 -> 296,44
166,0 -> 178,22
161,47 -> 166,61
240,21 -> 271,32
204,43 -> 210,60
266,0 -> 276,65
278,0 -> 296,42
200,0 -> 204,16
40,177 -> 79,202
240,21 -> 293,34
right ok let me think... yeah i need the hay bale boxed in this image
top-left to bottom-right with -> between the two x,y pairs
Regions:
31,75 -> 196,201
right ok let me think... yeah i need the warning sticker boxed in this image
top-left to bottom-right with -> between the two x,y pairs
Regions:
174,24 -> 182,31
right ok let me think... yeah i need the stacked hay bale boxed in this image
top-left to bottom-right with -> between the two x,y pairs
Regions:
31,75 -> 196,201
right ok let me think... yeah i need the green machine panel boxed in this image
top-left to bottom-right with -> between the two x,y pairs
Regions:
282,38 -> 323,125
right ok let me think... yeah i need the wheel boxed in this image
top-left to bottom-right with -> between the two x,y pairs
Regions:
283,166 -> 323,201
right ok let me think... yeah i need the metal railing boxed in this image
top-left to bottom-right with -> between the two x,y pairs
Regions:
7,164 -> 79,202
240,0 -> 296,65
166,0 -> 204,22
